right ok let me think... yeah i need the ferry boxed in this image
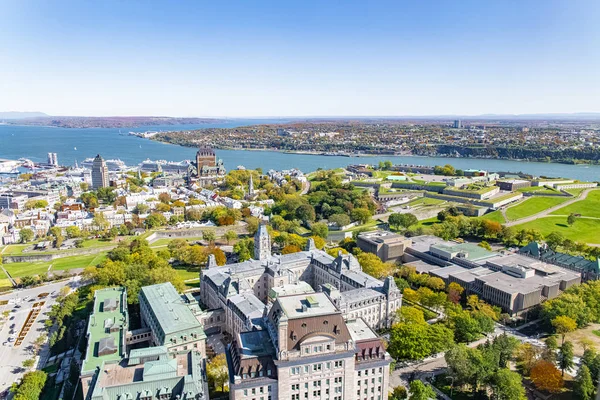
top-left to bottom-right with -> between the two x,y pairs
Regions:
81,158 -> 127,171
0,159 -> 22,173
139,159 -> 190,173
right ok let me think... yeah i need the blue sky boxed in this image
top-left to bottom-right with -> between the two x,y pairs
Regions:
0,0 -> 598,117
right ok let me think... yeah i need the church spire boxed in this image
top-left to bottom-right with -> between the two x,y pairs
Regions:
254,223 -> 271,261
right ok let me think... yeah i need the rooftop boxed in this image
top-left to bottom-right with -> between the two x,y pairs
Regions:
358,230 -> 407,244
277,292 -> 339,319
82,287 -> 128,375
237,330 -> 276,359
139,282 -> 205,338
347,318 -> 378,342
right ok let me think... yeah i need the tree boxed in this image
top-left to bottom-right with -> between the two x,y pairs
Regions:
478,240 -> 492,251
425,276 -> 445,291
388,323 -> 431,361
558,340 -> 575,376
408,380 -> 436,400
356,252 -> 394,279
185,245 -> 207,266
158,192 -> 171,204
19,228 -> 34,243
328,213 -> 351,227
398,306 -> 426,325
222,230 -> 237,244
206,353 -> 229,393
452,312 -> 481,343
282,245 -> 302,254
11,370 -> 47,400
567,213 -> 577,226
530,360 -> 564,393
310,222 -> 329,239
133,203 -> 149,215
65,225 -> 82,239
92,213 -> 110,232
516,343 -> 541,375
22,358 -> 35,369
389,213 -> 418,230
234,238 -> 254,262
552,315 -> 577,344
350,208 -> 372,224
545,231 -> 565,251
202,230 -> 216,244
491,369 -> 526,400
144,213 -> 167,229
447,282 -> 464,304
576,365 -> 595,400
389,385 -> 408,400
295,204 -> 316,222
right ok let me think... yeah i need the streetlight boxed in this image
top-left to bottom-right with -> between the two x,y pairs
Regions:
446,375 -> 455,398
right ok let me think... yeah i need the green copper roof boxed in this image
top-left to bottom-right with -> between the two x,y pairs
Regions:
82,287 -> 128,375
139,282 -> 206,338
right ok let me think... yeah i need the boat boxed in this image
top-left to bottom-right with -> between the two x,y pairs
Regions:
139,159 -> 190,173
0,159 -> 21,173
81,158 -> 127,171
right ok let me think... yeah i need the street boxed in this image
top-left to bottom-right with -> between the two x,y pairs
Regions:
0,277 -> 82,394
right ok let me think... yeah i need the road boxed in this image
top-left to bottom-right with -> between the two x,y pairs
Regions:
505,188 -> 593,227
0,277 -> 82,394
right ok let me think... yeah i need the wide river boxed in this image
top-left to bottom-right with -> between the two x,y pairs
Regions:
1,122 -> 599,181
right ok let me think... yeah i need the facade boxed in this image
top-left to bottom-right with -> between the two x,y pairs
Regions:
227,293 -> 392,400
139,282 -> 207,357
188,147 -> 226,180
496,179 -> 531,191
91,154 -> 109,190
356,230 -> 410,262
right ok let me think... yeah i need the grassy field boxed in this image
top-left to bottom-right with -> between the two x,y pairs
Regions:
2,252 -> 108,278
550,189 -> 600,218
517,186 -> 558,194
479,210 -> 505,224
1,238 -> 116,256
407,197 -> 446,207
513,217 -> 600,244
505,196 -> 569,220
148,236 -> 205,248
565,188 -> 586,196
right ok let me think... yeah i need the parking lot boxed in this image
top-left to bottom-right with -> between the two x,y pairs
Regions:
0,277 -> 81,394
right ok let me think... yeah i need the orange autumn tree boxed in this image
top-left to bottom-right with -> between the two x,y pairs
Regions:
530,360 -> 564,393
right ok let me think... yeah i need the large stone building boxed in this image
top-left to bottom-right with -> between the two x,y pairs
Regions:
188,147 -> 226,180
91,154 -> 109,190
139,282 -> 208,357
227,293 -> 392,400
357,230 -> 410,263
81,285 -> 209,400
200,225 -> 397,400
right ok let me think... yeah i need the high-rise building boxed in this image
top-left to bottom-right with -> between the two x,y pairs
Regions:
47,152 -> 58,166
453,119 -> 462,129
91,154 -> 109,190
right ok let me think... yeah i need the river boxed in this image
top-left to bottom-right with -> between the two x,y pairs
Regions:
1,123 -> 599,181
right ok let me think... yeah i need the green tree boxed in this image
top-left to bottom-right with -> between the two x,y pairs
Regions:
19,228 -> 34,243
389,385 -> 408,400
202,229 -> 216,244
295,203 -> 316,222
388,323 -> 431,361
22,358 -> 35,369
551,315 -> 577,344
133,203 -> 149,215
567,213 -> 577,226
558,341 -> 575,376
310,222 -> 329,239
65,225 -> 82,239
350,208 -> 372,224
11,370 -> 47,400
575,365 -> 595,400
491,369 -> 526,400
144,213 -> 167,228
222,230 -> 237,244
234,238 -> 254,262
206,353 -> 229,393
452,312 -> 481,343
328,213 -> 351,227
545,231 -> 565,251
408,380 -> 436,400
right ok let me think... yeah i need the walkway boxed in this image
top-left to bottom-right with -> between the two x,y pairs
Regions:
505,188 -> 593,227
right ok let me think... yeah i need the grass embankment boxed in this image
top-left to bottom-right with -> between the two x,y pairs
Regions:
550,189 -> 600,218
513,217 -> 600,244
505,196 -> 569,220
517,186 -> 559,194
478,210 -> 505,224
2,252 -> 108,278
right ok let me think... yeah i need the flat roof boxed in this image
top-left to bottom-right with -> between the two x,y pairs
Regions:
347,318 -> 378,342
140,282 -> 204,337
238,330 -> 276,359
82,287 -> 127,374
277,292 -> 339,319
431,242 -> 497,262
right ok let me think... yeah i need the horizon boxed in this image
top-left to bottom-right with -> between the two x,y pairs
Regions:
1,1 -> 599,116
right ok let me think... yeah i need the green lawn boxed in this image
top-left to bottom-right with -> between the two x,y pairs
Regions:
3,251 -> 108,277
565,188 -> 586,196
550,189 -> 600,218
517,186 -> 558,194
513,217 -> 600,244
416,217 -> 440,227
479,210 -> 505,224
408,197 -> 446,207
149,236 -> 205,248
174,268 -> 200,281
505,196 -> 569,220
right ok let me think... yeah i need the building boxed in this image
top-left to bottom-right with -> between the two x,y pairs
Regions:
496,179 -> 531,191
80,287 -> 129,396
91,154 -> 109,190
201,232 -> 402,334
356,230 -> 410,262
47,152 -> 58,166
519,242 -> 600,281
453,120 -> 462,129
188,147 -> 226,180
227,293 -> 392,400
86,346 -> 208,400
403,235 -> 583,315
139,282 -> 207,357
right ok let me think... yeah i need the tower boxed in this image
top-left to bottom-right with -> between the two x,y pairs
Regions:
254,223 -> 271,261
91,154 -> 109,190
248,174 -> 254,197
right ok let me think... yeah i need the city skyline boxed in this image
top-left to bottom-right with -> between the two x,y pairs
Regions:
1,0 -> 599,117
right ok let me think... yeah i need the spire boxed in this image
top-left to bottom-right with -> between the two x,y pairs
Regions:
254,223 -> 271,261
305,237 -> 316,251
249,174 -> 255,196
207,254 -> 217,269
383,276 -> 399,294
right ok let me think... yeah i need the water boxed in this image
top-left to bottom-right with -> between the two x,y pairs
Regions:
1,123 -> 600,181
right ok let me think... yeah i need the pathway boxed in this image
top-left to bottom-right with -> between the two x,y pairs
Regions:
505,188 -> 593,227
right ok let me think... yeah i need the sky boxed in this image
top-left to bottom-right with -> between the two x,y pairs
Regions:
0,0 -> 599,117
